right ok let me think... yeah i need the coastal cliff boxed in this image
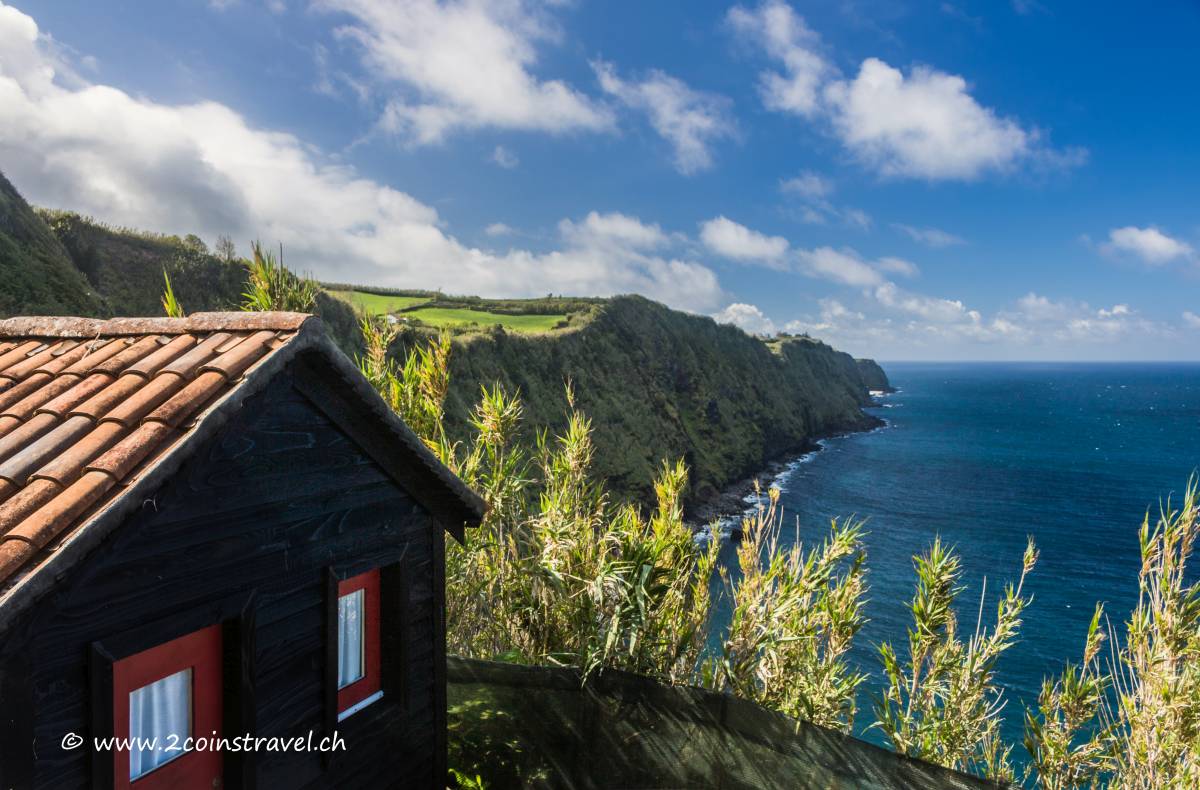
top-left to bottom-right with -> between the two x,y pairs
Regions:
398,295 -> 888,510
857,358 -> 894,392
1,171 -> 890,511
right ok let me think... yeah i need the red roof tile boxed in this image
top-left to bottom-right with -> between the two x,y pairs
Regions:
0,313 -> 306,585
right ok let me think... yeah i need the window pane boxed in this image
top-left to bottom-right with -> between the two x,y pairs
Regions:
338,589 -> 365,688
129,668 -> 192,780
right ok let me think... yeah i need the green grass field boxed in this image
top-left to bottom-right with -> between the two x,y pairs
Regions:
329,290 -> 430,314
404,307 -> 566,332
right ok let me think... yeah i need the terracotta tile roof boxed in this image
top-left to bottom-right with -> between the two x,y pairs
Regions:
0,313 -> 309,586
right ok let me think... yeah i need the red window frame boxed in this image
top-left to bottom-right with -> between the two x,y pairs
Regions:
337,568 -> 382,715
111,624 -> 223,790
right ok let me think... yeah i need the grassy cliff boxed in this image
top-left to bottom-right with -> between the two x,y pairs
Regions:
395,295 -> 887,509
857,358 -> 894,392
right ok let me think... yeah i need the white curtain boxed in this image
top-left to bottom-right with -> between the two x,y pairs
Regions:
338,589 -> 365,688
128,668 -> 192,780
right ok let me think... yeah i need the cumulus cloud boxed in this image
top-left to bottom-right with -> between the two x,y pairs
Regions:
727,0 -> 829,117
318,0 -> 614,144
699,216 -> 789,266
874,281 -> 975,322
824,59 -> 1037,180
484,222 -> 513,237
785,288 -> 1173,360
560,211 -> 670,251
699,217 -> 913,287
797,247 -> 886,288
727,1 -> 1080,180
1011,294 -> 1163,343
1016,292 -> 1072,320
892,223 -> 966,248
0,2 -> 724,311
491,144 -> 519,169
593,60 -> 736,175
713,302 -> 776,335
1184,311 -> 1200,329
1103,226 -> 1194,265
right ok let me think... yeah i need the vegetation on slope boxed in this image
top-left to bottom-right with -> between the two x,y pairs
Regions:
0,172 -> 363,351
392,295 -> 882,509
0,172 -> 104,316
361,320 -> 1200,788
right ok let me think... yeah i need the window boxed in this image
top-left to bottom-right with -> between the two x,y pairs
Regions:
337,568 -> 382,719
111,624 -> 223,789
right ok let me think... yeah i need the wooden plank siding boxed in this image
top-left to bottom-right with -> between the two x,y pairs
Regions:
0,371 -> 443,789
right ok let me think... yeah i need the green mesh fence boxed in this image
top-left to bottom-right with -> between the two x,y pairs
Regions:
447,658 -> 1001,789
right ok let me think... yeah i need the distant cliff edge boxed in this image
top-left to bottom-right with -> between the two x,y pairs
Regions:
397,296 -> 890,511
856,358 -> 895,392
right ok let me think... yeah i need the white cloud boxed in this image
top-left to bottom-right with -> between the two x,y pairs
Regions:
842,207 -> 872,230
874,281 -> 975,322
777,170 -> 870,229
1184,311 -> 1200,329
729,2 -> 1080,181
699,216 -> 789,266
876,256 -> 920,278
824,59 -> 1033,180
485,222 -> 513,237
1011,294 -> 1164,343
699,218 -> 906,287
892,223 -> 966,247
713,302 -> 776,335
319,0 -> 614,144
727,0 -> 829,117
785,288 -> 1176,360
1103,226 -> 1194,265
491,144 -> 519,169
0,2 -> 723,312
1017,292 -> 1072,320
593,60 -> 735,175
560,211 -> 670,251
779,171 -> 831,199
797,247 -> 885,287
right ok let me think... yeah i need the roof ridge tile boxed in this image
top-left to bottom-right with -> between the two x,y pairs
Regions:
0,312 -> 313,339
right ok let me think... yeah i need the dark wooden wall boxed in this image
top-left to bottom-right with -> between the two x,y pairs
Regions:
0,371 -> 444,789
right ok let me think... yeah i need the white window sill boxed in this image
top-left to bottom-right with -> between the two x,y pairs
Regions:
337,690 -> 384,722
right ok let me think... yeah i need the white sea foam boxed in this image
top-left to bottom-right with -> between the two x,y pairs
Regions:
703,418 -> 895,542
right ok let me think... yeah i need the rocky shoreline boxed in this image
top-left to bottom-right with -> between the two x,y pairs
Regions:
685,412 -> 886,533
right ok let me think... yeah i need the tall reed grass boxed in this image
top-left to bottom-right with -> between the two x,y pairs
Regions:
359,320 -> 1199,788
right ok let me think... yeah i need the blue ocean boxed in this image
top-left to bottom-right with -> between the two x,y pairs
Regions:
717,362 -> 1200,753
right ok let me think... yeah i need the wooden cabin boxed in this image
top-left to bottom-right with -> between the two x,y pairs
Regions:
0,313 -> 484,789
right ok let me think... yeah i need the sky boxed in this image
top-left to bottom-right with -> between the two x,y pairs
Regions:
1,0 -> 1198,361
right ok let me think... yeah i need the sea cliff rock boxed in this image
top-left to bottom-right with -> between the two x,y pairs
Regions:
400,296 -> 890,510
856,358 -> 894,392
